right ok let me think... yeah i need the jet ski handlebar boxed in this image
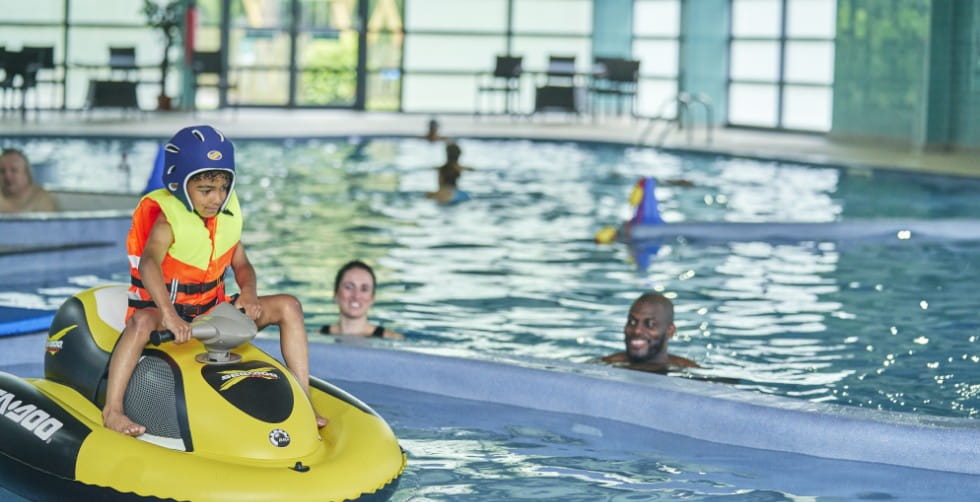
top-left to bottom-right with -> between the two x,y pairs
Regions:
148,303 -> 258,365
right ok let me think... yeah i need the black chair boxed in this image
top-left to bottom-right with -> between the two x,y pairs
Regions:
590,58 -> 640,118
0,47 -> 7,107
545,55 -> 577,86
23,46 -> 54,70
475,55 -> 523,117
108,47 -> 138,76
192,50 -> 238,111
0,50 -> 41,118
534,55 -> 582,116
85,80 -> 140,112
22,46 -> 58,111
0,47 -> 12,112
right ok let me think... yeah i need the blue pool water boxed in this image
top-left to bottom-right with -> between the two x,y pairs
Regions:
4,135 -> 980,421
2,351 -> 978,501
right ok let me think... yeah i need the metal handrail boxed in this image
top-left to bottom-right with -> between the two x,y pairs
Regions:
687,92 -> 714,145
637,92 -> 714,147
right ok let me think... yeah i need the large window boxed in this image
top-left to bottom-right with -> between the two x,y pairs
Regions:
728,0 -> 836,131
225,0 -> 372,108
2,0 -> 836,120
402,0 -> 592,114
1,0 -> 402,111
366,0 -> 404,111
0,0 -> 170,110
633,0 -> 681,118
402,0 -> 508,112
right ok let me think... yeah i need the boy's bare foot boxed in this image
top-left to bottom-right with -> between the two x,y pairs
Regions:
316,414 -> 329,428
103,409 -> 146,436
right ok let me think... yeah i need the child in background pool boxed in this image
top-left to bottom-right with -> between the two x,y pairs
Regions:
321,260 -> 403,339
600,292 -> 699,373
426,142 -> 473,205
422,118 -> 450,143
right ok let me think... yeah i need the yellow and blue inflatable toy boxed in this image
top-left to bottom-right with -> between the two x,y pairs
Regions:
0,285 -> 405,501
594,176 -> 664,244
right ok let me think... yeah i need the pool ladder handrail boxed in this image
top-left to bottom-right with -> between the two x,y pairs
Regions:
637,92 -> 714,147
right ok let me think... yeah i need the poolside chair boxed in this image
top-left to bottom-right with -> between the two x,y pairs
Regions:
192,50 -> 238,112
544,55 -> 577,87
0,47 -> 8,111
475,55 -> 523,117
85,80 -> 140,114
22,46 -> 58,112
108,47 -> 138,78
533,55 -> 583,117
0,50 -> 41,119
589,58 -> 639,118
23,46 -> 54,71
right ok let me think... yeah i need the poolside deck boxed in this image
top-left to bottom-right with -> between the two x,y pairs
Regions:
3,109 -> 977,178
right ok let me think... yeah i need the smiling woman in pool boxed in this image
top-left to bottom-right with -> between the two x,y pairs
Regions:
320,260 -> 403,339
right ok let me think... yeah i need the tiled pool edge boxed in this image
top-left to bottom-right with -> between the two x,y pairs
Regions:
4,333 -> 976,475
274,339 -> 980,477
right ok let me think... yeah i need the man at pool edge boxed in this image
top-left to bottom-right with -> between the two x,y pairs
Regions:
601,293 -> 699,373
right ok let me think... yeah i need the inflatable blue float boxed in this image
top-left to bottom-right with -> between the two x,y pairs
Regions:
596,176 -> 980,246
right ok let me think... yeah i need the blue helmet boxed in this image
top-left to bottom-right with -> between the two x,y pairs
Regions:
163,125 -> 236,212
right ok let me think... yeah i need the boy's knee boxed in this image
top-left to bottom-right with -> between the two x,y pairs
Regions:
273,295 -> 303,318
286,294 -> 303,312
124,313 -> 155,343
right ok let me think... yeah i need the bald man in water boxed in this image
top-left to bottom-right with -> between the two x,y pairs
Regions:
0,148 -> 59,213
601,293 -> 699,373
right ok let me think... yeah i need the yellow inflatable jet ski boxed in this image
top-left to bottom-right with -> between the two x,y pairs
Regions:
0,285 -> 405,501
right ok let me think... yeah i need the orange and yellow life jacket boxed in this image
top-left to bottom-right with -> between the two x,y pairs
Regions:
126,188 -> 243,320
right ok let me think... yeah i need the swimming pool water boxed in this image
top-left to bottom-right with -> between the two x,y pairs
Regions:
2,355 -> 978,501
361,379 -> 980,501
5,136 -> 980,419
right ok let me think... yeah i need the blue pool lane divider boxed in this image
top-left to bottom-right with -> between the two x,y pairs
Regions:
596,177 -> 980,245
625,219 -> 980,243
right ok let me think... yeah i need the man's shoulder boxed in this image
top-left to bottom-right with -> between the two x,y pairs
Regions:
598,353 -> 699,373
600,352 -> 627,363
668,353 -> 700,368
30,186 -> 60,211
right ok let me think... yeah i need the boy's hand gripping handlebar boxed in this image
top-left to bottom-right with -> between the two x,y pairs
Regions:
149,303 -> 258,365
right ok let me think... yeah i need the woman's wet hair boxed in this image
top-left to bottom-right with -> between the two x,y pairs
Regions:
334,260 -> 377,294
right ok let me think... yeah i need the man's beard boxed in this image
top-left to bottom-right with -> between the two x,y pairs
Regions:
626,335 -> 666,363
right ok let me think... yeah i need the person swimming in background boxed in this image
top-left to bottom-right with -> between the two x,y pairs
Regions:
422,117 -> 449,142
0,148 -> 60,213
320,260 -> 403,339
599,292 -> 699,374
426,142 -> 473,205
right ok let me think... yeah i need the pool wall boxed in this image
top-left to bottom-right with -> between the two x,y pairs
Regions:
267,339 -> 980,476
3,332 -> 977,476
0,211 -> 131,285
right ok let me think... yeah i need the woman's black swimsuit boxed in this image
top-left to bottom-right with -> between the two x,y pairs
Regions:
320,324 -> 385,338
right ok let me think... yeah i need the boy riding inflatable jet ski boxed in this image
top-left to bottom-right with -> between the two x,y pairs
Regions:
104,124 -> 326,435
